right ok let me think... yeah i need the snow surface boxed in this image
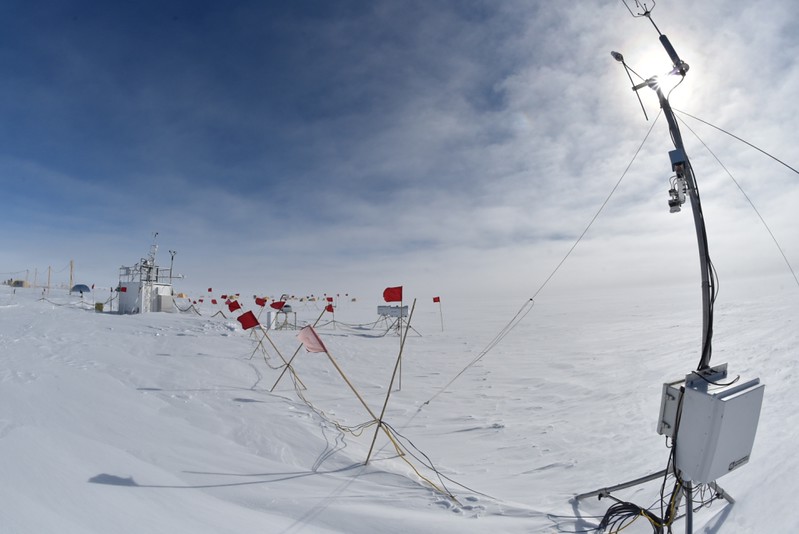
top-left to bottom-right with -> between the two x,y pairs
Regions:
1,283 -> 797,533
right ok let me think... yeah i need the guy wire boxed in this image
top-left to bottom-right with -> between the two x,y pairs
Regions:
422,111 -> 663,408
676,115 -> 799,290
674,108 -> 799,177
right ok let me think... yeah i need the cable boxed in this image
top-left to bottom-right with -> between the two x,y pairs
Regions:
693,372 -> 740,388
173,299 -> 195,313
380,421 -> 455,498
692,157 -> 717,370
676,115 -> 799,290
250,317 -> 459,501
673,108 -> 799,177
422,111 -> 663,408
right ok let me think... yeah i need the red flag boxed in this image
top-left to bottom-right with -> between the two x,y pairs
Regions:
211,299 -> 218,305
433,296 -> 440,303
325,304 -> 334,313
199,299 -> 204,303
119,286 -> 127,293
326,296 -> 334,302
228,300 -> 241,312
383,286 -> 402,302
221,294 -> 228,299
207,287 -> 213,293
237,311 -> 259,330
297,326 -> 327,353
271,301 -> 286,310
255,297 -> 267,307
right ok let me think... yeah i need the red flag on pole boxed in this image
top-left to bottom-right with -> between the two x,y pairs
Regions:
237,311 -> 259,330
325,304 -> 334,313
211,299 -> 218,305
228,300 -> 241,312
119,286 -> 127,293
383,286 -> 402,302
221,294 -> 228,299
297,325 -> 327,353
255,297 -> 267,307
271,301 -> 286,310
207,287 -> 213,293
433,296 -> 440,303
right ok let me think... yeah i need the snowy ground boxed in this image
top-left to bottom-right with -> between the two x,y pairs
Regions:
1,282 -> 797,533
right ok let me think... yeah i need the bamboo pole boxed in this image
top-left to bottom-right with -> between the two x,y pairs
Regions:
315,342 -> 397,465
366,299 -> 416,463
269,309 -> 326,392
256,325 -> 307,390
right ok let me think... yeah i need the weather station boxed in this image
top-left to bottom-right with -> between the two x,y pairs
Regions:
117,233 -> 184,314
576,2 -> 765,532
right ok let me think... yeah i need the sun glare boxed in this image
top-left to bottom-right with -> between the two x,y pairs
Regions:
652,73 -> 682,95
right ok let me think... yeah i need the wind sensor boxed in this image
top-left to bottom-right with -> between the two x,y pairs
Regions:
576,3 -> 764,532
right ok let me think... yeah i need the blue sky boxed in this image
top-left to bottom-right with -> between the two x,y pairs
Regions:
2,0 -> 798,300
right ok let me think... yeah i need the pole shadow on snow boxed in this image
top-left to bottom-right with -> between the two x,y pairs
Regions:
88,464 -> 363,490
88,474 -> 139,487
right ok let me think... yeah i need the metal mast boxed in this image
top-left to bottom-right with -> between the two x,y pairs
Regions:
616,1 -> 715,371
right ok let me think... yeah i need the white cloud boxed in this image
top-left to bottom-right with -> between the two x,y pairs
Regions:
1,1 -> 797,301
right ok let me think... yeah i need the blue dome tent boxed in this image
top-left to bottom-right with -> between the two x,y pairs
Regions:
70,284 -> 91,295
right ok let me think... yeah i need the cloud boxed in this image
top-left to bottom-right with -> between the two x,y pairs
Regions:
1,0 -> 797,299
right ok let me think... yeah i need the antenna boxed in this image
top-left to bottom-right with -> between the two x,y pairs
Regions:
169,250 -> 176,284
621,0 -> 655,18
620,0 -> 688,75
147,232 -> 159,264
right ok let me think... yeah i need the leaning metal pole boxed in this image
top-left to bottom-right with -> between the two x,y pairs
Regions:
622,0 -> 716,372
657,88 -> 713,371
650,85 -> 712,534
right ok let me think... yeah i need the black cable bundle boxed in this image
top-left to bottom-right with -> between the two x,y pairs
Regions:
597,499 -> 664,533
595,456 -> 682,533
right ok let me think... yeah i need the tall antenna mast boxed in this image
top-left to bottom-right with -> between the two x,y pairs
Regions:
612,0 -> 713,371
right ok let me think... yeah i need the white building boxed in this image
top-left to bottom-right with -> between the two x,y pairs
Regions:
117,239 -> 178,314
